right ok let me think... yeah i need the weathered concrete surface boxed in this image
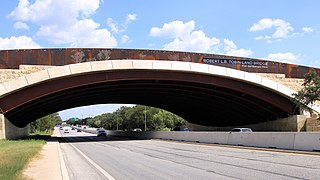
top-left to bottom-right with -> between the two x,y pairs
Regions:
258,73 -> 304,92
0,65 -> 53,83
306,113 -> 320,131
0,114 -> 29,139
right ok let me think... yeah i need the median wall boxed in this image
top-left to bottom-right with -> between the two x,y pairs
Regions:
106,130 -> 320,152
0,114 -> 30,139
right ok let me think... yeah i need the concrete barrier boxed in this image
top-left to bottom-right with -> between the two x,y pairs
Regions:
293,133 -> 320,151
106,130 -> 320,152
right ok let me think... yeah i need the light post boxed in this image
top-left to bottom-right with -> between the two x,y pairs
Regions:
116,110 -> 119,131
144,106 -> 147,131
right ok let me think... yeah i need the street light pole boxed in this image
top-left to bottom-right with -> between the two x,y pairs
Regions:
144,106 -> 147,131
116,110 -> 119,131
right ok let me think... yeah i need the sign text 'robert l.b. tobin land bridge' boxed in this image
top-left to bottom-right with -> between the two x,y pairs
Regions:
0,48 -> 319,139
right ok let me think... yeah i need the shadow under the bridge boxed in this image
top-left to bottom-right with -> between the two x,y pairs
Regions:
58,134 -> 150,144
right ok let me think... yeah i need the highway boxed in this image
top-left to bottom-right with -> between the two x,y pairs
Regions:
59,129 -> 320,180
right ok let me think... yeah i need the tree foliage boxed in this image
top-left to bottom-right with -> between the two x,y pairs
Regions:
293,69 -> 320,113
30,113 -> 62,133
85,105 -> 186,131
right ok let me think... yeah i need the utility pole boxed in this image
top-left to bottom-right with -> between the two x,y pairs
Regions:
116,110 -> 119,131
144,106 -> 147,131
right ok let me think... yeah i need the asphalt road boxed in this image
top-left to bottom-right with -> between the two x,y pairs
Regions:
59,129 -> 320,180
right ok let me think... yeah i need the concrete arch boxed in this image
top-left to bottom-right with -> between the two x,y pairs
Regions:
0,60 -> 313,128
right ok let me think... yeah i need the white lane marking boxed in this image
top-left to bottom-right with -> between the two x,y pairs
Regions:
65,139 -> 116,180
56,130 -> 70,180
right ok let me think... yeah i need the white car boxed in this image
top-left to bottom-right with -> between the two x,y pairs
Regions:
230,128 -> 253,132
64,128 -> 70,133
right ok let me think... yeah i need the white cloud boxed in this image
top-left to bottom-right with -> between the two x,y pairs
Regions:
150,20 -> 195,39
126,14 -> 137,23
13,21 -> 29,30
120,35 -> 131,44
164,30 -> 220,52
302,27 -> 314,33
249,18 -> 274,31
290,26 -> 315,37
107,14 -> 137,34
223,39 -> 237,51
0,36 -> 41,50
37,19 -> 117,47
249,18 -> 294,42
150,21 -> 253,56
8,0 -> 99,24
267,52 -> 298,63
107,18 -> 119,33
70,28 -> 117,48
223,39 -> 252,57
226,49 -> 253,57
8,0 -> 117,47
150,20 -> 220,53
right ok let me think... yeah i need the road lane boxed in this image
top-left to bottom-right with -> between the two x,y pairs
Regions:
59,131 -> 110,180
59,129 -> 320,180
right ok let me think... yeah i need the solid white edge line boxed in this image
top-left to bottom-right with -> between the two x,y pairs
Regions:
56,129 -> 70,180
67,140 -> 116,180
57,142 -> 70,180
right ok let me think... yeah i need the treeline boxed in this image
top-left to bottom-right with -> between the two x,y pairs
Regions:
67,105 -> 187,131
30,113 -> 62,133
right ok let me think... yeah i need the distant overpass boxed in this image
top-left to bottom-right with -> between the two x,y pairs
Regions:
0,48 -> 319,138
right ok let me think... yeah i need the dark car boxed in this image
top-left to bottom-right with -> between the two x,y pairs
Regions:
97,130 -> 107,137
173,126 -> 189,131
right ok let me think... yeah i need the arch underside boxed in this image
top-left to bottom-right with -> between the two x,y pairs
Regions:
1,70 -> 299,128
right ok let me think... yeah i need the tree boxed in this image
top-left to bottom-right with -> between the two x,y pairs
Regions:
293,69 -> 320,114
151,109 -> 186,130
83,105 -> 188,131
123,105 -> 146,130
30,113 -> 62,133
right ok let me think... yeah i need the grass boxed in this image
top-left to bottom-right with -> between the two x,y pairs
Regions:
0,136 -> 47,179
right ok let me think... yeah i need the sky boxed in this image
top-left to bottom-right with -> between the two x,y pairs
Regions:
1,0 -> 320,120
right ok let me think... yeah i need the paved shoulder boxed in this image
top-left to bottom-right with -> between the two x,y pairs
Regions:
23,128 -> 69,180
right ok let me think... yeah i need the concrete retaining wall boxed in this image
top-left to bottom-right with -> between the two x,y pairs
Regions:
106,130 -> 320,152
0,114 -> 30,139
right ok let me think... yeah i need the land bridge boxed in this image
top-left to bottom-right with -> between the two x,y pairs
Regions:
0,48 -> 319,139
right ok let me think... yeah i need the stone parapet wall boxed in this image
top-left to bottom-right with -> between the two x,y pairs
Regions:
257,73 -> 320,106
0,65 -> 53,83
257,73 -> 304,92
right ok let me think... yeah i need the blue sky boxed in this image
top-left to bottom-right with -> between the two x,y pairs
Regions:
1,0 -> 320,120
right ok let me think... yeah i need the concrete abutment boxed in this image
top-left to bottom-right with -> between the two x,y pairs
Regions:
187,115 -> 309,132
0,114 -> 29,139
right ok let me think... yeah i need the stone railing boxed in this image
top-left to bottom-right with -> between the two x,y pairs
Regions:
257,73 -> 304,92
0,65 -> 53,83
